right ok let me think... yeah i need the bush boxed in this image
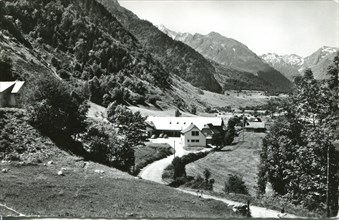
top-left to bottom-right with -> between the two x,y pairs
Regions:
162,164 -> 174,180
165,151 -> 210,184
168,176 -> 193,188
22,74 -> 88,138
146,94 -> 160,105
172,156 -> 186,179
224,174 -> 249,195
180,151 -> 209,165
185,174 -> 215,191
130,93 -> 145,105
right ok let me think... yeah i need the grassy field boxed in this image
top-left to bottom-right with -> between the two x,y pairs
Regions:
0,153 -> 240,218
185,132 -> 266,196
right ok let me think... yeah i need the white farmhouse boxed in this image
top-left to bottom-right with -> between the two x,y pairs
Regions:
180,123 -> 207,147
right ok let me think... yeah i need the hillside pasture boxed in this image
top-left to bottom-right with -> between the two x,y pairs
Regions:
185,132 -> 266,196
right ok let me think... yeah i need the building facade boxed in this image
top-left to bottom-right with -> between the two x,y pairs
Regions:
180,124 -> 206,147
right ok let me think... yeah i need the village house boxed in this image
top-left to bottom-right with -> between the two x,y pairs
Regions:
180,123 -> 206,147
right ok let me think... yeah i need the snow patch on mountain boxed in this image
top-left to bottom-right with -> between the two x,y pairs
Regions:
156,24 -> 178,39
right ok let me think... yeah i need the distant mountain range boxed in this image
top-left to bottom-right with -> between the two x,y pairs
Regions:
261,46 -> 338,81
158,25 -> 293,92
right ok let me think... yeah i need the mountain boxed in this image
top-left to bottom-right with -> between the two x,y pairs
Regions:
96,0 -> 222,93
156,24 -> 178,40
260,53 -> 302,82
261,46 -> 338,81
302,46 -> 338,79
158,25 -> 293,93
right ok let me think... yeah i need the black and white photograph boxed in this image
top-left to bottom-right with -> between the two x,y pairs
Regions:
0,0 -> 338,218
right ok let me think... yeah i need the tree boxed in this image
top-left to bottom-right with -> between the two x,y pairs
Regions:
175,109 -> 181,117
22,74 -> 88,138
111,140 -> 135,172
224,174 -> 248,194
190,104 -> 197,115
172,156 -> 186,179
83,123 -> 112,163
203,168 -> 211,184
82,122 -> 135,172
223,116 -> 238,147
110,105 -> 146,147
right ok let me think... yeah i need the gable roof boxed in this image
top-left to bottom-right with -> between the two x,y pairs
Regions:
181,123 -> 199,134
146,116 -> 224,131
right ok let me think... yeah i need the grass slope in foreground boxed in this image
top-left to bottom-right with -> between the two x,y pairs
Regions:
0,109 -> 239,218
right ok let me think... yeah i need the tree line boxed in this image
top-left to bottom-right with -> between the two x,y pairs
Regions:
257,53 -> 339,216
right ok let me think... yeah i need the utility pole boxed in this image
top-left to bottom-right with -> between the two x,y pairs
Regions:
326,144 -> 330,218
242,115 -> 245,142
174,140 -> 176,158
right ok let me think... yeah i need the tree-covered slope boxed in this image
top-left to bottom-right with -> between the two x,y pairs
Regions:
0,0 -> 171,106
96,0 -> 222,93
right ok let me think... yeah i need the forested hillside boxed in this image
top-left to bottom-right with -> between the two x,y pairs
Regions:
0,0 -> 171,107
96,0 -> 222,93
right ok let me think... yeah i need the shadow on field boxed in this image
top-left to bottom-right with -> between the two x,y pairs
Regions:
49,135 -> 89,159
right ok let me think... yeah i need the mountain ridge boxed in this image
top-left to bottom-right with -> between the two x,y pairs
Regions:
261,46 -> 338,81
158,24 -> 293,93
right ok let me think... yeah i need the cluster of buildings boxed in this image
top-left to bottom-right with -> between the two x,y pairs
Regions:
146,117 -> 224,147
145,116 -> 266,148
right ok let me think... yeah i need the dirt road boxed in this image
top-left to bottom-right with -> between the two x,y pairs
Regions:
139,138 -> 185,183
176,189 -> 300,218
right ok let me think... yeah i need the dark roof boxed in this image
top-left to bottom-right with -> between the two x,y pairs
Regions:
202,124 -> 221,135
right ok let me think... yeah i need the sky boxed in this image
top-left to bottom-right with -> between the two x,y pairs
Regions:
119,0 -> 338,57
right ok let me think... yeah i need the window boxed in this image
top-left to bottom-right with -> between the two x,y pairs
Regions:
191,139 -> 200,143
192,131 -> 199,136
187,140 -> 190,142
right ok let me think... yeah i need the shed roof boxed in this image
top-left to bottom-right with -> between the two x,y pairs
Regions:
245,122 -> 266,129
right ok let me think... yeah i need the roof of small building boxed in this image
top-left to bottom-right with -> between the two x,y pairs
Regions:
245,122 -> 266,129
146,116 -> 223,131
